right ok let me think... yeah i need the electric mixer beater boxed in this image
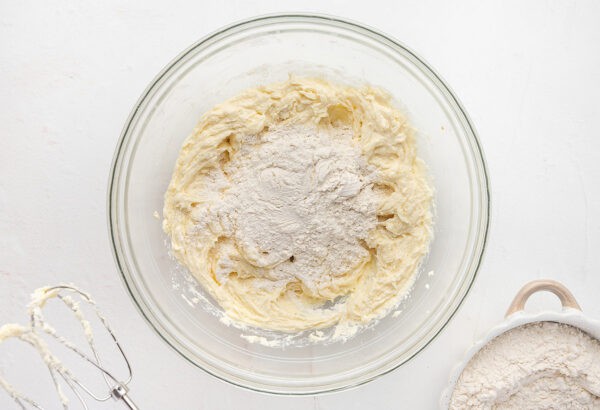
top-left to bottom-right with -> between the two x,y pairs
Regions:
0,285 -> 138,409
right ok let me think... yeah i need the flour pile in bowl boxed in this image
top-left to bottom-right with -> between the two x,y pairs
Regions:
450,322 -> 600,409
207,125 -> 378,294
163,77 -> 433,337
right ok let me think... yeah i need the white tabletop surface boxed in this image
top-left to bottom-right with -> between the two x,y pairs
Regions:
2,1 -> 600,409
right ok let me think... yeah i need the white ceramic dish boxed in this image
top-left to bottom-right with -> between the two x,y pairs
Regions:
440,279 -> 600,409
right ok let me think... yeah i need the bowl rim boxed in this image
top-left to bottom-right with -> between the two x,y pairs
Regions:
107,12 -> 491,395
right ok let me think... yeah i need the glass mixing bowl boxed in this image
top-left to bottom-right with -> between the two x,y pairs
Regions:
108,14 -> 489,394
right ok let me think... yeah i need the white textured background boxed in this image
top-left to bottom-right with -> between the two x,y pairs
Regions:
1,1 -> 600,409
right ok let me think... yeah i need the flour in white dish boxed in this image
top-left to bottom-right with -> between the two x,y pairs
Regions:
450,322 -> 600,409
194,125 -> 378,294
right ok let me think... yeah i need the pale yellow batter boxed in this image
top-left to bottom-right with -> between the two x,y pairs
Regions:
163,77 -> 433,333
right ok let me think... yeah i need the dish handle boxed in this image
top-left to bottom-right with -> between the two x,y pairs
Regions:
505,279 -> 581,317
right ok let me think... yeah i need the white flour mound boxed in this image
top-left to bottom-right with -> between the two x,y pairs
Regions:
203,125 -> 378,293
450,322 -> 600,409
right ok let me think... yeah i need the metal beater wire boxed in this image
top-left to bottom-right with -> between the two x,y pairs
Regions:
27,285 -> 137,409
